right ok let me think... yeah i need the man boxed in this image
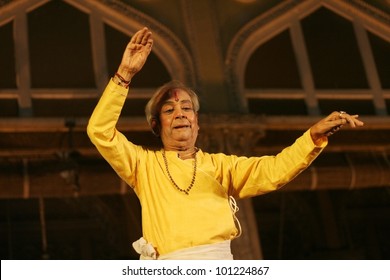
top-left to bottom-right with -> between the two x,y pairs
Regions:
87,27 -> 364,259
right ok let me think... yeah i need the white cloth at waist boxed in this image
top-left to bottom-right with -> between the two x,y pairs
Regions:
132,237 -> 233,260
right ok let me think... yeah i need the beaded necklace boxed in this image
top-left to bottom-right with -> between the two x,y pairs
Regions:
162,149 -> 197,195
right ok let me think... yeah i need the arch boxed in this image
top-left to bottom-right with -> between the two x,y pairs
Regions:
0,0 -> 196,88
226,0 -> 390,114
0,0 -> 196,117
66,0 -> 196,86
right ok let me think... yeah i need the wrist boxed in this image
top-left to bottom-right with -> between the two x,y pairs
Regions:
310,129 -> 327,146
116,65 -> 134,81
113,72 -> 131,88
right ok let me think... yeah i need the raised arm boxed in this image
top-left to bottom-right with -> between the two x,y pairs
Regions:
88,26 -> 154,137
113,27 -> 153,87
87,27 -> 154,186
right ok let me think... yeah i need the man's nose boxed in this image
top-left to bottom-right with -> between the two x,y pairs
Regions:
175,110 -> 187,119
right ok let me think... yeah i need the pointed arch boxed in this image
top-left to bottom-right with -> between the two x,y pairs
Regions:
65,0 -> 195,86
226,0 -> 390,115
0,0 -> 196,117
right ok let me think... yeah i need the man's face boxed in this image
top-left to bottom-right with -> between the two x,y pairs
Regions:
159,89 -> 199,149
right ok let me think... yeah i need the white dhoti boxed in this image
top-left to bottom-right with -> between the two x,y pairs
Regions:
132,238 -> 233,260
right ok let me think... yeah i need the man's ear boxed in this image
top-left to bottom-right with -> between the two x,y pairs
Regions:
195,112 -> 200,131
151,117 -> 160,136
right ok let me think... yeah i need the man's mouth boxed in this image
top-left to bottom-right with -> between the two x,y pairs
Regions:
174,125 -> 190,129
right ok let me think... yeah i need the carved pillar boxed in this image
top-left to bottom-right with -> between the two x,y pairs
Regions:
197,114 -> 265,259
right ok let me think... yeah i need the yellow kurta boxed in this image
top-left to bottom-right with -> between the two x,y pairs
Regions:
87,80 -> 327,255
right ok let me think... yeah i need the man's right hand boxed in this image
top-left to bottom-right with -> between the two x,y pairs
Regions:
116,27 -> 153,82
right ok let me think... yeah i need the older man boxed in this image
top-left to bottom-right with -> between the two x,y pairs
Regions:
87,27 -> 364,259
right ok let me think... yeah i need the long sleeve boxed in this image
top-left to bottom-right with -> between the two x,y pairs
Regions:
229,129 -> 327,198
87,79 -> 141,188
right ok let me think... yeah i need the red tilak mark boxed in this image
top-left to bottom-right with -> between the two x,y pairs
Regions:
174,90 -> 179,102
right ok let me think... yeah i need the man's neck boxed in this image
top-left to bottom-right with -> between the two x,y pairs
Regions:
164,145 -> 198,160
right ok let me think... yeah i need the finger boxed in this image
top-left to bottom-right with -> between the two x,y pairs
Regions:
130,31 -> 141,44
349,115 -> 364,127
355,119 -> 364,126
146,38 -> 153,51
137,27 -> 150,44
141,31 -> 152,46
327,111 -> 341,120
338,111 -> 355,126
131,27 -> 147,44
325,125 -> 341,136
341,114 -> 364,128
345,115 -> 356,127
327,118 -> 346,128
350,118 -> 364,127
327,111 -> 345,122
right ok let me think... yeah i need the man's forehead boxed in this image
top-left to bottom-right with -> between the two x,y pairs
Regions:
162,90 -> 192,104
173,89 -> 180,101
162,99 -> 192,106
